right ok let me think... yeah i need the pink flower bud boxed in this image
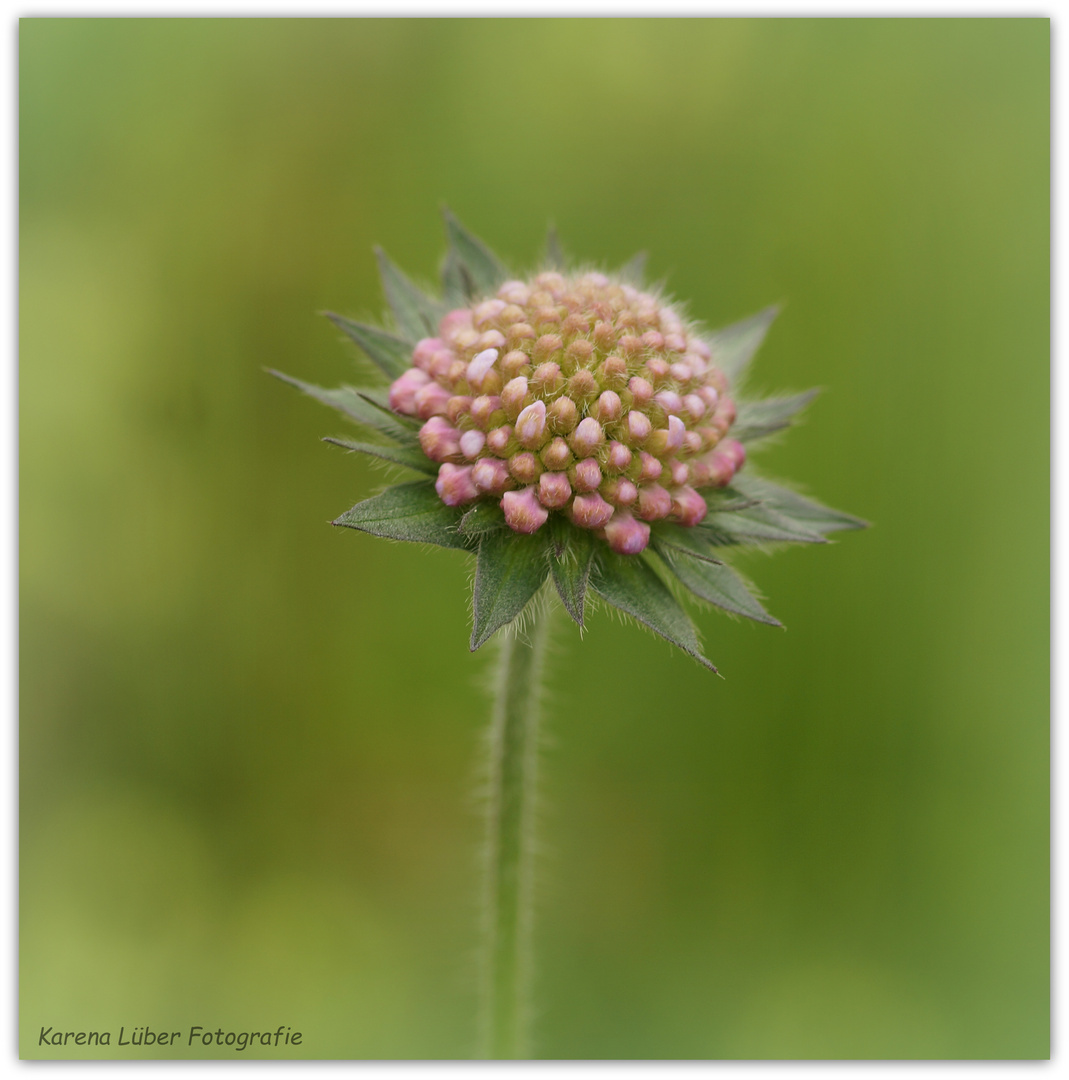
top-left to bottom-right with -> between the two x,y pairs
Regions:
594,390 -> 622,424
501,376 -> 529,419
684,431 -> 704,455
427,349 -> 454,379
420,417 -> 461,462
508,451 -> 542,484
643,330 -> 665,351
459,429 -> 486,459
570,492 -> 615,529
722,438 -> 746,471
683,393 -> 706,421
604,511 -> 651,555
670,485 -> 708,527
668,459 -> 689,486
664,332 -> 687,352
618,334 -> 643,358
571,458 -> 602,493
501,349 -> 530,378
439,309 -> 473,340
593,321 -> 616,350
654,390 -> 683,416
547,396 -> 578,434
691,339 -> 711,361
486,425 -> 514,455
669,363 -> 693,383
628,376 -> 654,406
538,471 -> 572,509
565,339 -> 594,367
516,400 -> 548,448
435,463 -> 478,506
581,271 -> 609,288
627,411 -> 652,444
389,367 -> 431,415
533,333 -> 563,360
646,357 -> 670,383
636,451 -> 663,482
478,329 -> 507,351
531,362 -> 562,394
602,477 -> 638,507
446,395 -> 473,424
474,298 -> 506,326
413,337 -> 446,370
569,416 -> 605,457
466,347 -> 500,389
502,487 -> 549,533
703,448 -> 738,487
470,395 -> 504,430
540,437 -> 573,471
606,441 -> 632,472
667,415 -> 685,451
472,457 -> 512,495
414,382 -> 452,420
497,280 -> 531,305
567,369 -> 598,401
636,483 -> 673,521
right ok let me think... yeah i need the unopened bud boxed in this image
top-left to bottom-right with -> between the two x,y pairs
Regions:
478,330 -> 507,351
570,493 -> 615,530
540,437 -> 573,471
446,395 -> 473,424
508,451 -> 542,484
565,339 -> 594,368
413,337 -> 446,370
473,298 -> 506,326
486,425 -> 514,456
547,396 -> 578,434
627,411 -> 652,444
497,280 -> 531,306
470,395 -> 504,430
389,368 -> 431,415
628,377 -> 653,407
602,477 -> 638,507
502,486 -> 549,533
570,458 -> 602,493
472,457 -> 512,495
467,348 -> 500,389
501,376 -> 529,420
604,511 -> 651,555
668,459 -> 689,486
414,382 -> 452,419
567,369 -> 598,401
516,400 -> 548,448
636,483 -> 673,521
459,429 -> 486,459
670,486 -> 708,527
569,417 -> 605,457
419,417 -> 461,462
606,441 -> 632,472
533,333 -> 563,360
537,471 -> 572,509
594,390 -> 623,424
501,349 -> 531,378
636,451 -> 663,482
435,463 -> 478,506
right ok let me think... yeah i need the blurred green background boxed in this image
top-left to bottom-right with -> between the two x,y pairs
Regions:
20,18 -> 1048,1060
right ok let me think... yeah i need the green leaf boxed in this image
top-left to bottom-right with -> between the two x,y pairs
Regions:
322,436 -> 437,476
544,226 -> 566,270
458,501 -> 507,539
591,553 -> 718,673
730,474 -> 869,533
440,246 -> 468,308
618,251 -> 648,284
374,247 -> 445,343
700,501 -> 828,546
707,305 -> 779,383
325,312 -> 412,380
733,388 -> 821,441
653,542 -> 781,626
649,522 -> 724,564
550,526 -> 595,628
267,369 -> 419,446
333,481 -> 468,549
470,529 -> 552,650
443,207 -> 511,300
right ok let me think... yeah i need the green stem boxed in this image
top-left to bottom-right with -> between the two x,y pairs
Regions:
479,600 -> 554,1060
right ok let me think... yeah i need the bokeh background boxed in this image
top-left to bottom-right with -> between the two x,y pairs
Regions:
20,18 -> 1048,1060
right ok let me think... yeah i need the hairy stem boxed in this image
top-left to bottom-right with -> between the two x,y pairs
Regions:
479,600 -> 554,1059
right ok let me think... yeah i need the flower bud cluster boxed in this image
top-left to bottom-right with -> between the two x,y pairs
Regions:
389,271 -> 745,555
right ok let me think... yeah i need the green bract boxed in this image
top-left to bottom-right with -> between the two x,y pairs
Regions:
274,209 -> 866,672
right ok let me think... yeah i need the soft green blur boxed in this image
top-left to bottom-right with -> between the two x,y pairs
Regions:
20,18 -> 1048,1060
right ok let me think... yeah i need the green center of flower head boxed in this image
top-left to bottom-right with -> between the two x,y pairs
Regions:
388,271 -> 746,555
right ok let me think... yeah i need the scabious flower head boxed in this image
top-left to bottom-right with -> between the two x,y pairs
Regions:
388,272 -> 744,556
275,210 -> 866,669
